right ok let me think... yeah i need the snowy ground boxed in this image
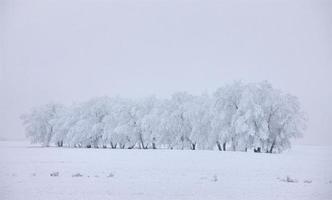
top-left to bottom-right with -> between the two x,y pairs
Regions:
0,141 -> 331,200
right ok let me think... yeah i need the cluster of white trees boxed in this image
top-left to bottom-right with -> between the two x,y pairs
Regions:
21,81 -> 306,153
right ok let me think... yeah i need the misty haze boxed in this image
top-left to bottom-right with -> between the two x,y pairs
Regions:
0,0 -> 331,199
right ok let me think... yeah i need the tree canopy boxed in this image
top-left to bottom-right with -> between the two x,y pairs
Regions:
21,81 -> 306,153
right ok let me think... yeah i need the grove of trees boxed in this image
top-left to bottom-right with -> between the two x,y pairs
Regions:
21,81 -> 306,153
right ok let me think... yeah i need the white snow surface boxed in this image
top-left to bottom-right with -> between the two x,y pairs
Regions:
0,141 -> 331,200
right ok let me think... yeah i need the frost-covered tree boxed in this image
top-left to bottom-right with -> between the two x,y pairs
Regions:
163,92 -> 194,149
63,97 -> 112,148
106,98 -> 137,149
102,97 -> 123,148
21,103 -> 64,147
21,81 -> 306,153
185,94 -> 212,150
225,81 -> 306,153
137,96 -> 161,149
211,81 -> 244,151
256,83 -> 306,153
52,104 -> 75,147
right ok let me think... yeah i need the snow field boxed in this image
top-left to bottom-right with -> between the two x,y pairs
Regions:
0,141 -> 331,200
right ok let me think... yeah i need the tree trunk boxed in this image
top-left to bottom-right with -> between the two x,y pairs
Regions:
269,140 -> 276,153
152,142 -> 156,149
57,141 -> 63,147
222,142 -> 227,151
254,147 -> 261,153
139,136 -> 146,150
216,141 -> 222,151
110,142 -> 117,149
191,143 -> 196,150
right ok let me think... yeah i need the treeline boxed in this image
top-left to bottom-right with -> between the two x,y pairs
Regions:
21,81 -> 306,153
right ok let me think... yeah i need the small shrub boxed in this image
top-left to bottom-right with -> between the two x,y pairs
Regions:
50,172 -> 59,177
280,176 -> 297,183
72,173 -> 83,177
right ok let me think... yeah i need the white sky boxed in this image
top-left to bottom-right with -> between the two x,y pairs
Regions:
0,0 -> 331,145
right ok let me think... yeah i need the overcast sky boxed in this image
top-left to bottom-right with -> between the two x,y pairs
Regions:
0,0 -> 331,145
